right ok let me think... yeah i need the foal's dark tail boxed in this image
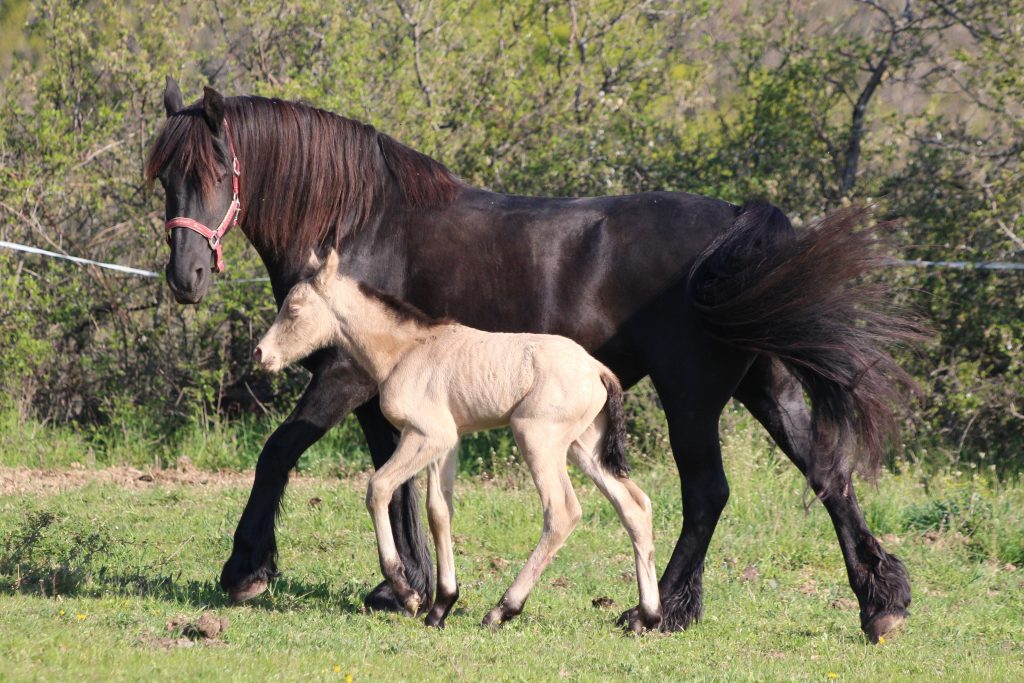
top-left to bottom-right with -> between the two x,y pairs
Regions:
599,370 -> 630,478
688,202 -> 929,485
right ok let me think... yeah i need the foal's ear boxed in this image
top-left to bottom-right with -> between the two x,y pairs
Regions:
164,76 -> 184,117
299,249 -> 322,281
315,249 -> 340,289
202,86 -> 225,134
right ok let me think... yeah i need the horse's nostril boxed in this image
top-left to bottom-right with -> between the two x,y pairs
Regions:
253,347 -> 263,363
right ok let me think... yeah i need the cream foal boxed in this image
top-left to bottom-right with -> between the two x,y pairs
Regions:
254,249 -> 662,632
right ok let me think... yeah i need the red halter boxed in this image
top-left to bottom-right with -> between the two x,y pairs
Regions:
164,118 -> 241,272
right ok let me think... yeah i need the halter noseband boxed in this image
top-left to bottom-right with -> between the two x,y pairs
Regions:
164,118 -> 241,273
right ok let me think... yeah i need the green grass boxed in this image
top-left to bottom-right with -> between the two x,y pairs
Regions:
0,412 -> 1022,681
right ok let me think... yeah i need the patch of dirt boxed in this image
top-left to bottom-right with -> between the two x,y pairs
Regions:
0,465 -> 331,496
0,465 -> 258,496
739,564 -> 760,583
140,611 -> 229,649
829,598 -> 858,611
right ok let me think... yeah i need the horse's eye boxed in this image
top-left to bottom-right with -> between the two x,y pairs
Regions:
287,304 -> 301,317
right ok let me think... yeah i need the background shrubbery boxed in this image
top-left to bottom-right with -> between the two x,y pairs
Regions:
0,0 -> 1021,472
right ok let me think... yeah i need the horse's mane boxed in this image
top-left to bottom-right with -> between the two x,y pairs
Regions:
145,96 -> 463,254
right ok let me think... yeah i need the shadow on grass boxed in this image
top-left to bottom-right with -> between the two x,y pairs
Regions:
0,509 -> 368,613
0,567 -> 372,614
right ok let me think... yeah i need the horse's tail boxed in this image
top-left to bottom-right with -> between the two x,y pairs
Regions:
688,201 -> 928,485
599,369 -> 630,478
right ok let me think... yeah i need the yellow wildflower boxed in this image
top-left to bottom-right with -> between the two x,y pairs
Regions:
75,614 -> 87,621
333,666 -> 341,673
827,673 -> 839,680
346,675 -> 353,683
878,636 -> 886,645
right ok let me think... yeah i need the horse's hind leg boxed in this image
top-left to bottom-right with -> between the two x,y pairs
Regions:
425,445 -> 460,628
482,427 -> 581,628
733,357 -> 910,642
569,423 -> 661,633
629,305 -> 753,632
366,430 -> 455,617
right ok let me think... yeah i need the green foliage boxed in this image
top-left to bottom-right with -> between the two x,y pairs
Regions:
0,0 -> 1022,470
0,510 -> 115,595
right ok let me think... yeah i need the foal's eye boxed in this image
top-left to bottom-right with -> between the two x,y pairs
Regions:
287,304 -> 301,317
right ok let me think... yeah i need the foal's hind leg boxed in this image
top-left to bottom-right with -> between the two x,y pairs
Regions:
734,357 -> 911,642
367,430 -> 456,616
482,428 -> 581,628
425,445 -> 460,628
570,424 -> 661,633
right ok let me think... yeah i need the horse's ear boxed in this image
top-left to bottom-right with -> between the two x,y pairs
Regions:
163,76 -> 183,117
202,86 -> 225,134
315,249 -> 340,289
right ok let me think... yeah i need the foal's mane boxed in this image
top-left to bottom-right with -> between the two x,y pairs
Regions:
355,281 -> 454,329
146,95 -> 463,254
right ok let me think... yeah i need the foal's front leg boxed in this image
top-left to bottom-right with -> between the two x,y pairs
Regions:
366,430 -> 454,616
424,446 -> 460,628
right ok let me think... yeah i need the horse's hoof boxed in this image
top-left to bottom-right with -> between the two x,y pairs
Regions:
618,605 -> 661,634
864,611 -> 907,643
424,612 -> 446,629
616,606 -> 639,629
229,577 -> 269,603
364,580 -> 405,613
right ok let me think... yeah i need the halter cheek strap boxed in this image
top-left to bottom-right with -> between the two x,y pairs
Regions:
164,119 -> 241,273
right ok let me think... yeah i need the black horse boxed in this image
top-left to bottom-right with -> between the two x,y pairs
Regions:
147,78 -> 923,641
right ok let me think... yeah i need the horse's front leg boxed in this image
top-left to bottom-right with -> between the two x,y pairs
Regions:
220,355 -> 376,602
355,400 -> 436,613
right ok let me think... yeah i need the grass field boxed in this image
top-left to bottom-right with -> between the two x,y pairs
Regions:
1,411 -> 1022,681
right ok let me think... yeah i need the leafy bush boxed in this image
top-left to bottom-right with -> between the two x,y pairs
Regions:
0,0 -> 1022,472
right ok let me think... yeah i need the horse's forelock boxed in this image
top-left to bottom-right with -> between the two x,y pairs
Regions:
145,108 -> 219,200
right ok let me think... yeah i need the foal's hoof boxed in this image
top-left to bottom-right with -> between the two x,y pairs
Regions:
402,593 -> 423,617
481,607 -> 505,630
481,601 -> 522,629
864,611 -> 907,643
228,577 -> 269,604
